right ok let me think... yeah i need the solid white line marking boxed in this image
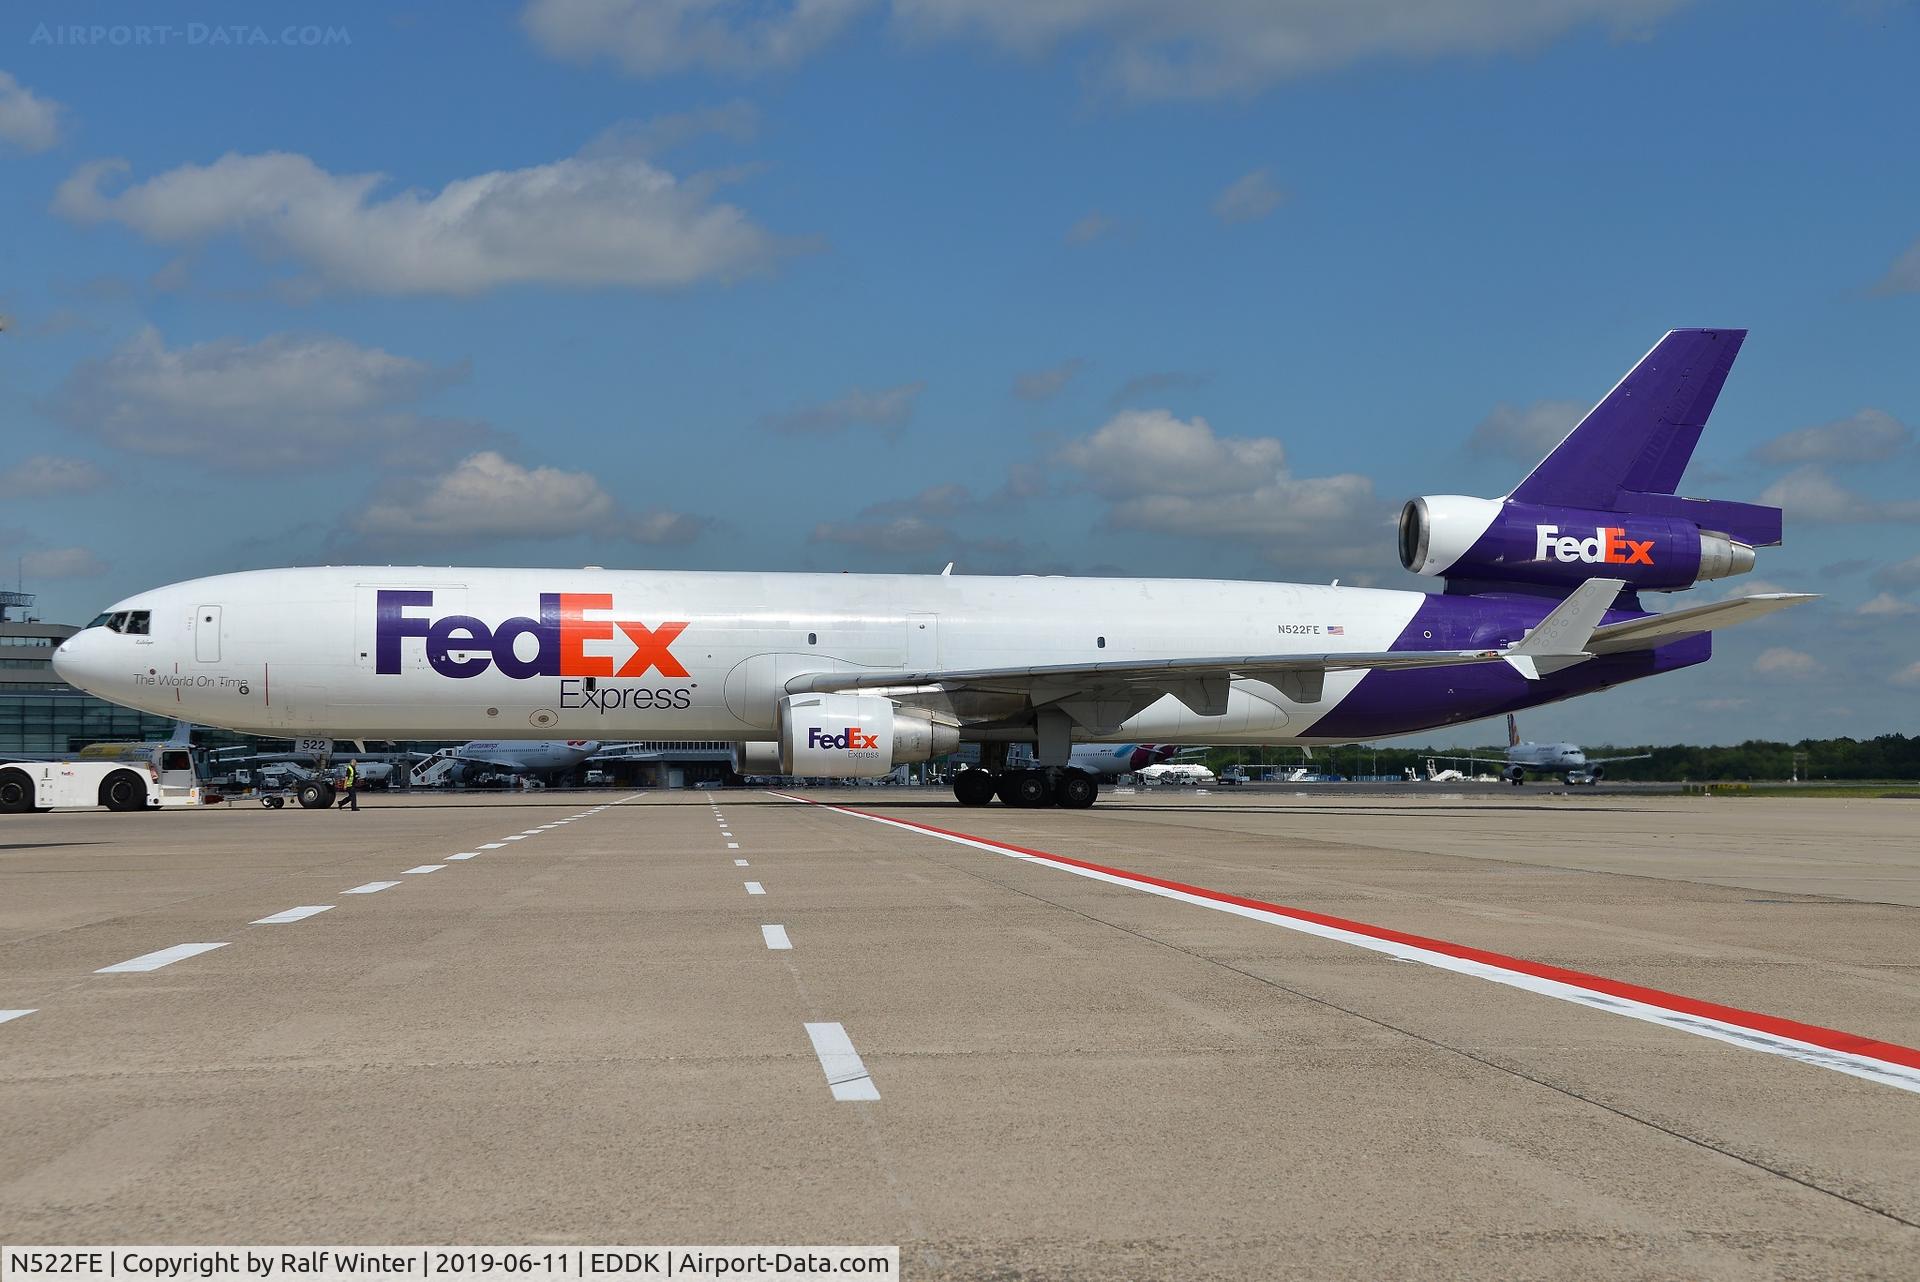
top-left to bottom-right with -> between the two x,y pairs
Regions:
447,852 -> 478,861
344,880 -> 401,894
251,905 -> 334,925
735,859 -> 749,866
0,1009 -> 36,1026
790,797 -> 1920,1097
744,881 -> 765,895
403,864 -> 443,875
762,925 -> 792,950
479,843 -> 506,849
805,1021 -> 879,1100
97,942 -> 229,974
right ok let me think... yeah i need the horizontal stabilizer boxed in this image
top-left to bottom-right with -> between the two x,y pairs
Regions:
1587,593 -> 1817,654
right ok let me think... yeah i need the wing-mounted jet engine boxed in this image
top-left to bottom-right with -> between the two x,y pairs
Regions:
1397,329 -> 1780,595
776,693 -> 959,778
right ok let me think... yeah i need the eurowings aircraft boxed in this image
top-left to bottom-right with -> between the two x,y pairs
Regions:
1498,713 -> 1651,786
53,329 -> 1811,810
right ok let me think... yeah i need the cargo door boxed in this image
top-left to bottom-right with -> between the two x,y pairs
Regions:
194,605 -> 222,663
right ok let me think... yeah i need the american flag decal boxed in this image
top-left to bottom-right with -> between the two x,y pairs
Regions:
1327,624 -> 1345,635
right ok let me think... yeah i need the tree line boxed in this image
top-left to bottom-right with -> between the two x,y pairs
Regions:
1203,734 -> 1920,782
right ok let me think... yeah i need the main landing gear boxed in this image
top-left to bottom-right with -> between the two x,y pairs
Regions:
952,766 -> 1099,809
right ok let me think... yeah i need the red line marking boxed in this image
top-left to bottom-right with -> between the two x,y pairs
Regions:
784,795 -> 1920,1074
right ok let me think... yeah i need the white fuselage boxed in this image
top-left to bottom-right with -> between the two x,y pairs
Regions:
53,566 -> 1437,745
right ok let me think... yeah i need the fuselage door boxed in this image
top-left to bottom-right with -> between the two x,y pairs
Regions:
194,605 -> 222,663
907,612 -> 940,672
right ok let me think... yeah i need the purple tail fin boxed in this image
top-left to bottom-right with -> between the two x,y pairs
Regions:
1507,329 -> 1779,547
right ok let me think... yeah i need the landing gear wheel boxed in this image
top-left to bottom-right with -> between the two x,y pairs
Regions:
0,767 -> 39,814
296,781 -> 336,809
1055,771 -> 1098,809
262,795 -> 285,809
953,770 -> 996,807
998,770 -> 1055,808
100,769 -> 147,812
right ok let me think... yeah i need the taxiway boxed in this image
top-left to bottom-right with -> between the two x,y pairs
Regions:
1,790 -> 1916,1279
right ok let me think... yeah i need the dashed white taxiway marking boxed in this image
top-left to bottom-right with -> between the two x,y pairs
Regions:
479,843 -> 506,850
744,881 -> 766,895
0,1009 -> 36,1026
403,864 -> 444,875
97,942 -> 229,974
727,842 -> 740,849
762,925 -> 792,950
721,831 -> 733,837
251,905 -> 334,925
344,881 -> 400,894
804,1021 -> 879,1100
447,852 -> 478,861
503,835 -> 527,842
735,859 -> 750,866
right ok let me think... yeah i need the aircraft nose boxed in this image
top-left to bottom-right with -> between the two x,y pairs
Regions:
52,632 -> 106,695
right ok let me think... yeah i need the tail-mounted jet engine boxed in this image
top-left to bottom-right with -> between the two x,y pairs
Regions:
777,693 -> 959,778
1398,495 -> 1767,593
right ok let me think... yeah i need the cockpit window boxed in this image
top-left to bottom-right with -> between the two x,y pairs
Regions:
92,610 -> 152,635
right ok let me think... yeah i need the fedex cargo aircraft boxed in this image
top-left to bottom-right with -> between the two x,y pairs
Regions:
53,330 -> 1810,810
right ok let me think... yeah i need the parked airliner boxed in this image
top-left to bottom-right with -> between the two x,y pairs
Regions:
53,330 -> 1811,809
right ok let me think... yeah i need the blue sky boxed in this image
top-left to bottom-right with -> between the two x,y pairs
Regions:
2,0 -> 1917,746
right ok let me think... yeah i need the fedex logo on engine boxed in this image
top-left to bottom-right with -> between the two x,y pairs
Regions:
375,590 -> 688,680
808,726 -> 880,751
1534,525 -> 1654,566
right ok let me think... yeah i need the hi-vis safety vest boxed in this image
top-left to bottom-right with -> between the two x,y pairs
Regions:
344,763 -> 356,785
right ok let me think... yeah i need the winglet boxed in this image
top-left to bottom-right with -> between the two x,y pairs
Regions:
1502,577 -> 1624,679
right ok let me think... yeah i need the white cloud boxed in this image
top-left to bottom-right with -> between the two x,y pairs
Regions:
54,148 -> 782,296
20,547 -> 107,579
810,514 -> 954,553
1756,466 -> 1920,524
1752,647 -> 1818,678
582,101 -> 759,158
1065,210 -> 1113,245
0,70 -> 62,152
1467,399 -> 1584,461
1056,408 -> 1381,556
347,451 -> 710,547
1751,408 -> 1910,465
1857,593 -> 1917,617
1874,554 -> 1920,591
523,0 -> 869,74
0,454 -> 109,495
764,381 -> 924,436
350,451 -> 617,540
1212,168 -> 1285,223
1013,358 -> 1084,401
522,0 -> 1689,98
1894,661 -> 1920,688
50,327 -> 480,471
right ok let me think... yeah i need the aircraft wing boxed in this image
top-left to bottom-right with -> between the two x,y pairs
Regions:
1586,593 -> 1816,654
1586,753 -> 1653,765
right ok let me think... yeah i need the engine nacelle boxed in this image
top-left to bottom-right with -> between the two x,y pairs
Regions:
731,742 -> 781,775
777,693 -> 959,778
1398,495 -> 1756,592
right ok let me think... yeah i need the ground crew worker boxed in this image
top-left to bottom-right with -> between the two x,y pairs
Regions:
336,760 -> 359,811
